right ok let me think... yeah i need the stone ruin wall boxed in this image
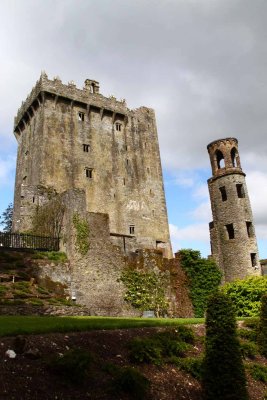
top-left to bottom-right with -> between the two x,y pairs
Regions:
27,188 -> 193,317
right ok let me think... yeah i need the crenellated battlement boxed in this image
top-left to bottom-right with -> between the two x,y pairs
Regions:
14,72 -> 129,132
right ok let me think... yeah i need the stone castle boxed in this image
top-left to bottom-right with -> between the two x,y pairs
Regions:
10,73 -> 261,315
207,138 -> 260,282
12,72 -> 172,258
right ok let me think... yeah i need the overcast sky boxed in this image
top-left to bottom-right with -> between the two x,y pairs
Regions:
1,0 -> 267,258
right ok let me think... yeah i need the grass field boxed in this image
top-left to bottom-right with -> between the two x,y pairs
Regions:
0,316 -> 204,337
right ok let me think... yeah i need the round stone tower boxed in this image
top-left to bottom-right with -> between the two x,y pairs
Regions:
207,137 -> 260,283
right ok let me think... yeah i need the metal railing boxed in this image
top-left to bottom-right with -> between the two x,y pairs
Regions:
0,232 -> 59,251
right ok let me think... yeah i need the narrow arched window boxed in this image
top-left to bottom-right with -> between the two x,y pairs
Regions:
215,150 -> 225,169
231,147 -> 238,167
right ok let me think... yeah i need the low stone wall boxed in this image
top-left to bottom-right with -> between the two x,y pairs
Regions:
0,304 -> 91,316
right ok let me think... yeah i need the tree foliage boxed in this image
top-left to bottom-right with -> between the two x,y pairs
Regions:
31,197 -> 65,237
0,203 -> 13,232
258,294 -> 267,357
120,269 -> 169,317
221,276 -> 267,317
202,292 -> 248,400
178,249 -> 222,317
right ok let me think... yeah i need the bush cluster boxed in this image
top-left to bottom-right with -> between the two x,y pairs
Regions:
178,249 -> 222,317
47,348 -> 93,384
129,326 -> 194,365
221,276 -> 267,317
258,294 -> 267,357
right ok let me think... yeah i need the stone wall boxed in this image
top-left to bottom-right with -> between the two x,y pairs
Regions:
27,189 -> 192,317
0,304 -> 91,316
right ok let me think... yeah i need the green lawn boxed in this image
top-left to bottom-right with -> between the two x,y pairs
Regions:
0,316 -> 204,337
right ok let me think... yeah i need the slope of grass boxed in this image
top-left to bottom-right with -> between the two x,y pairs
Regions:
0,316 -> 204,337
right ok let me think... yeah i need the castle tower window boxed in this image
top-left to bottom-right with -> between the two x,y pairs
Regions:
115,122 -> 122,131
83,144 -> 90,152
225,223 -> 235,239
85,168 -> 93,178
123,178 -> 126,185
125,145 -> 128,151
231,147 -> 238,167
23,176 -> 27,181
215,150 -> 225,169
126,159 -> 129,165
219,186 -> 227,201
246,221 -> 253,238
251,253 -> 257,267
236,184 -> 245,198
78,112 -> 85,121
129,225 -> 135,235
33,197 -> 35,203
147,167 -> 150,174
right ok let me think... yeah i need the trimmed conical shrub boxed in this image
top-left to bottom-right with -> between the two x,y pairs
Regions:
202,291 -> 248,400
258,294 -> 267,357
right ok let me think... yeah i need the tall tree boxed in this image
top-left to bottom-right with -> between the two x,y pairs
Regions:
0,203 -> 13,232
202,291 -> 248,400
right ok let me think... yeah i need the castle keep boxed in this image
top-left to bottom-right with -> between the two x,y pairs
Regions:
207,138 -> 260,282
12,72 -> 172,258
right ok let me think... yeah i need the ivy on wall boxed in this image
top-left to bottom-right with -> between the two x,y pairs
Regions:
72,213 -> 90,255
178,249 -> 222,318
120,269 -> 169,317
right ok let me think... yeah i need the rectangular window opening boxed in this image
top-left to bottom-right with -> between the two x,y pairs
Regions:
123,178 -> 126,185
129,225 -> 135,235
115,122 -> 122,131
236,184 -> 245,198
251,253 -> 257,267
219,186 -> 227,201
83,144 -> 90,152
78,112 -> 85,121
85,168 -> 93,179
226,223 -> 235,239
246,221 -> 253,238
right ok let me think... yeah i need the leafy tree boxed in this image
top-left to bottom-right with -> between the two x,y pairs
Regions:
221,276 -> 267,317
0,203 -> 13,232
31,197 -> 65,237
202,292 -> 248,400
178,249 -> 222,317
258,294 -> 267,357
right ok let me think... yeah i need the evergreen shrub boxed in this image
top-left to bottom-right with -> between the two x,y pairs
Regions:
113,367 -> 150,400
170,356 -> 203,380
202,292 -> 248,400
48,349 -> 93,384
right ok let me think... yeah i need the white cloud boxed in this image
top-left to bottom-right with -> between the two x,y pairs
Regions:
246,171 -> 267,225
170,223 -> 210,244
